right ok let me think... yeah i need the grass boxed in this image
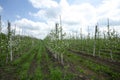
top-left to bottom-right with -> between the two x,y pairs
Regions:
0,31 -> 120,80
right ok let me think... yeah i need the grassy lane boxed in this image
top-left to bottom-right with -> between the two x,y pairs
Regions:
64,51 -> 106,80
46,48 -> 64,80
28,41 -> 63,80
68,49 -> 120,72
27,41 -> 50,80
39,42 -> 50,80
0,43 -> 36,80
46,46 -> 89,80
0,39 -> 41,80
47,45 -> 116,80
27,51 -> 38,78
64,50 -> 120,80
15,46 -> 39,79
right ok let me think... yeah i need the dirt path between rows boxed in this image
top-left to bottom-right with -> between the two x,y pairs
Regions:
0,48 -> 33,80
68,49 -> 120,72
27,53 -> 38,77
40,51 -> 50,80
46,47 -> 90,80
64,59 -> 90,80
64,54 -> 110,80
0,66 -> 18,80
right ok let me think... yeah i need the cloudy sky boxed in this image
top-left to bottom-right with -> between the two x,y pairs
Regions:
0,0 -> 120,39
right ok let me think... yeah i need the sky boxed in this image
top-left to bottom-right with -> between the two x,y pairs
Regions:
0,0 -> 120,39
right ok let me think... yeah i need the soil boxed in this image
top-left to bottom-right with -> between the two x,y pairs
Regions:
0,65 -> 18,80
68,49 -> 120,72
64,54 -> 110,80
27,53 -> 37,77
46,47 -> 90,80
1,44 -> 119,80
40,52 -> 50,80
0,47 -> 34,80
64,59 -> 90,80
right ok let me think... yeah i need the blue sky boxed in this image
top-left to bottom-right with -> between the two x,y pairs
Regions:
0,0 -> 120,39
0,0 -> 39,21
0,0 -> 102,21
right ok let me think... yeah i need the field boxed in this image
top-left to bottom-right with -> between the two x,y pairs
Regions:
0,21 -> 120,80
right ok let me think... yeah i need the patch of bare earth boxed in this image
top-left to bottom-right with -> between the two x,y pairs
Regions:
69,49 -> 120,72
27,53 -> 37,77
0,65 -> 18,80
40,51 -> 50,80
46,47 -> 89,80
63,57 -> 90,80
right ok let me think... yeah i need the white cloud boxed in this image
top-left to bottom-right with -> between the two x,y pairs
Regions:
14,18 -> 51,39
61,3 -> 97,26
28,0 -> 120,38
29,0 -> 58,8
97,0 -> 120,20
30,8 -> 60,20
29,0 -> 61,20
0,6 -> 3,13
